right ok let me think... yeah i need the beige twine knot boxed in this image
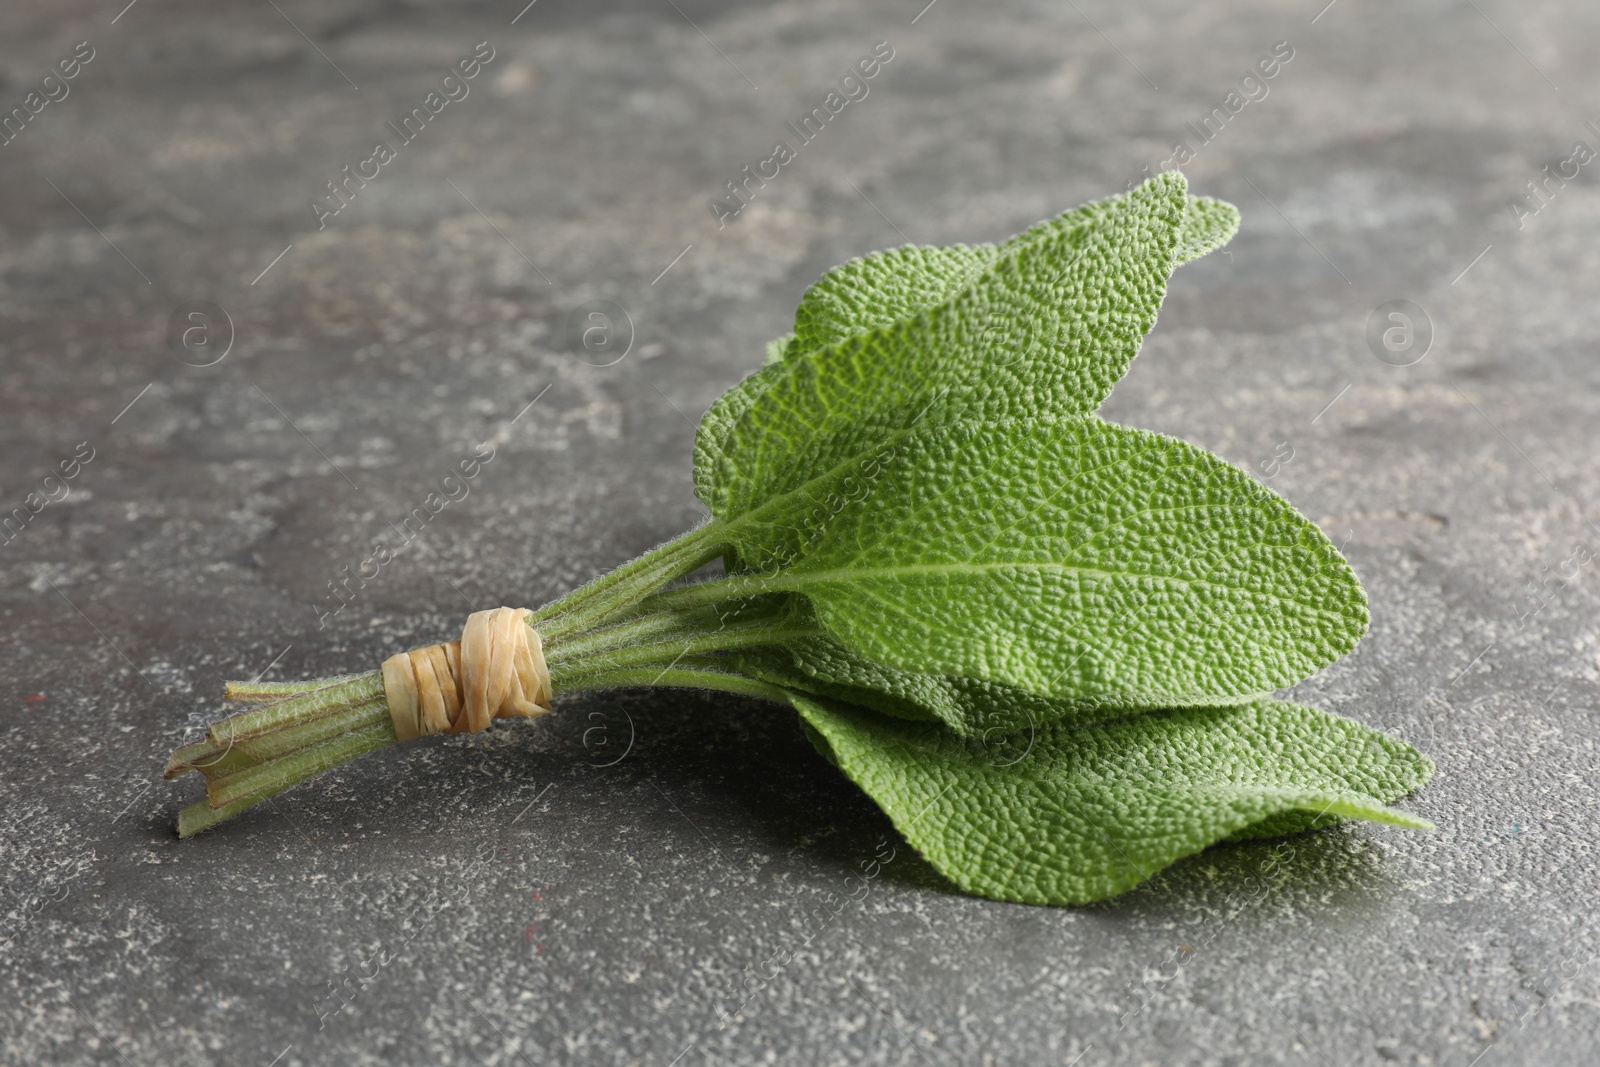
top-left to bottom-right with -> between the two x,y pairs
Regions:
380,606 -> 552,743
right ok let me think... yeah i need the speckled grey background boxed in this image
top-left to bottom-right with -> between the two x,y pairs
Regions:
3,0 -> 1598,1063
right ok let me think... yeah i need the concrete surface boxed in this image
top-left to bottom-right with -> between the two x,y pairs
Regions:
3,0 -> 1599,1063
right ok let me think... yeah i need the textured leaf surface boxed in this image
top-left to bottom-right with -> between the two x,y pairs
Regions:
786,194 -> 1236,366
793,695 -> 1433,905
695,181 -> 1237,511
762,333 -> 795,367
789,243 -> 996,357
1174,195 -> 1241,265
701,173 -> 1188,518
691,360 -> 787,510
727,609 -> 1208,737
725,416 -> 1367,702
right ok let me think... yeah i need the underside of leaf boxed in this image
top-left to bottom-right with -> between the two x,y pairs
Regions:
727,604 -> 1258,738
792,695 -> 1432,905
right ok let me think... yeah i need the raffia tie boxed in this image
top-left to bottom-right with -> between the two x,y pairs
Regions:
380,607 -> 552,743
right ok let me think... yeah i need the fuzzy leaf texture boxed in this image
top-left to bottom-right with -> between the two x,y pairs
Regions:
715,416 -> 1366,705
794,695 -> 1432,905
787,192 -> 1237,361
693,179 -> 1237,509
692,172 -> 1204,518
728,635 -> 1133,738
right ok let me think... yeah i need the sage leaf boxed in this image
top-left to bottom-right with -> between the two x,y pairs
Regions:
727,604 -> 1185,738
793,694 -> 1432,905
1173,194 -> 1242,265
695,180 -> 1235,517
790,243 -> 996,357
732,639 -> 1134,736
787,194 -> 1237,362
697,172 -> 1189,517
719,416 -> 1366,703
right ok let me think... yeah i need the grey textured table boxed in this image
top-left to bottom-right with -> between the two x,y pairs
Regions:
3,1 -> 1598,1063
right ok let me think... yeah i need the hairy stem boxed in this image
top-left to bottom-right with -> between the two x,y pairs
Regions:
631,573 -> 780,616
529,520 -> 728,639
209,673 -> 384,743
175,722 -> 397,838
544,598 -> 810,665
550,624 -> 812,682
555,665 -> 795,705
543,606 -> 726,663
165,523 -> 821,837
235,697 -> 390,763
224,673 -> 374,703
205,719 -> 396,809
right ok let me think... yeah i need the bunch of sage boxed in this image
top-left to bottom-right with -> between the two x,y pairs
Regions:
166,173 -> 1430,904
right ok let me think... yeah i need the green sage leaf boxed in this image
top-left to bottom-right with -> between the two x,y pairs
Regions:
790,243 -> 997,358
697,172 -> 1189,517
787,193 -> 1237,362
695,180 -> 1236,519
726,606 -> 1192,738
792,694 -> 1432,905
721,416 -> 1366,704
1173,194 -> 1242,265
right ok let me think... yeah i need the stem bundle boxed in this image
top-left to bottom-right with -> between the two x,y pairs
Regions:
165,522 -> 806,836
